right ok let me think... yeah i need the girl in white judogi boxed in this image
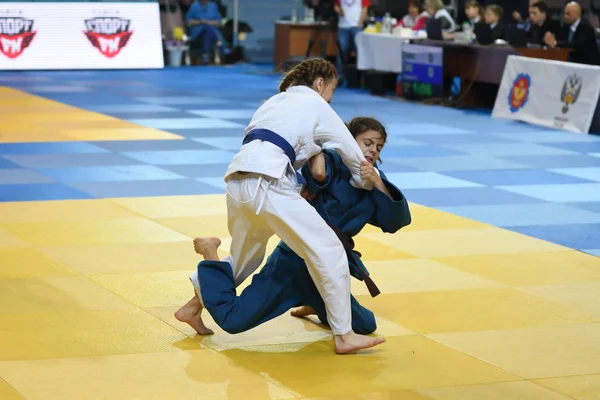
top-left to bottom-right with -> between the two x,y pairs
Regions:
176,58 -> 385,354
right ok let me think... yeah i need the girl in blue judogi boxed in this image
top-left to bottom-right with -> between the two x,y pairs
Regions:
176,117 -> 411,337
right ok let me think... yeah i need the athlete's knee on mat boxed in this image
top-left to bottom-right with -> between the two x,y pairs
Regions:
218,317 -> 251,334
352,310 -> 377,334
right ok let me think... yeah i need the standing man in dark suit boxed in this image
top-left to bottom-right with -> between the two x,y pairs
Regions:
544,1 -> 600,65
526,2 -> 561,45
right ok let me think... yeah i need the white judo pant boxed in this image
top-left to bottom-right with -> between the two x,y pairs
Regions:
191,171 -> 352,335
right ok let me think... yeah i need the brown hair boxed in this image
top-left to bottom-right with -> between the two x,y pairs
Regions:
346,117 -> 387,164
465,0 -> 484,18
279,58 -> 337,93
408,0 -> 422,12
486,4 -> 504,18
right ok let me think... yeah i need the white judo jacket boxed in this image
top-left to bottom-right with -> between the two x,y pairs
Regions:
224,85 -> 373,190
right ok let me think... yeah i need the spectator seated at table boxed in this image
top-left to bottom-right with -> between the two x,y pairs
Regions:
398,0 -> 429,30
485,5 -> 505,41
525,1 -> 560,45
424,0 -> 457,33
512,0 -> 537,30
442,0 -> 482,40
186,0 -> 223,64
543,1 -> 600,65
464,0 -> 484,28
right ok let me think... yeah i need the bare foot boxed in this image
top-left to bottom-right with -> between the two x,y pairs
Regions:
291,306 -> 316,318
334,331 -> 385,354
193,237 -> 221,260
174,296 -> 214,335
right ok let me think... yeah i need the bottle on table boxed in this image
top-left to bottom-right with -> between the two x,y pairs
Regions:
463,22 -> 473,42
304,7 -> 314,23
382,12 -> 392,33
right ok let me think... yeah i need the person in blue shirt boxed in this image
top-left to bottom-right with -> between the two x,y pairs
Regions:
186,0 -> 223,63
175,117 -> 412,339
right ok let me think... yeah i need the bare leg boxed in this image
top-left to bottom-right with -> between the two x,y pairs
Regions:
174,295 -> 214,335
291,305 -> 316,318
174,237 -> 222,335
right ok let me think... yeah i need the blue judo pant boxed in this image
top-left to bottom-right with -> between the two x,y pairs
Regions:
197,243 -> 377,335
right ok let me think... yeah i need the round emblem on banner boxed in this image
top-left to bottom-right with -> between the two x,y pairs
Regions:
507,73 -> 531,113
428,66 -> 434,78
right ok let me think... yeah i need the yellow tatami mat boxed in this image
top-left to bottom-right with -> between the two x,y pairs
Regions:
0,88 -> 181,142
1,195 -> 599,399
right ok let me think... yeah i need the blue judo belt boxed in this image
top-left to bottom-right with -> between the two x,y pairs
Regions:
242,129 -> 306,185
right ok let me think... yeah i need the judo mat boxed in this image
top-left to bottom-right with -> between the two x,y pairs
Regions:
1,66 -> 600,400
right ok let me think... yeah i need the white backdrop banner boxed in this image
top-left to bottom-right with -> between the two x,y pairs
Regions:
356,32 -> 407,73
0,2 -> 164,70
492,55 -> 600,133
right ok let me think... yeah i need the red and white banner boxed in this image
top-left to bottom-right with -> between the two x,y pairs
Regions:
0,2 -> 164,70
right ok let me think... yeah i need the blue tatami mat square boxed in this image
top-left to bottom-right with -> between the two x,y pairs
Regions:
167,128 -> 244,138
107,111 -> 199,120
37,165 -> 185,182
386,123 -> 474,135
24,85 -> 90,93
67,179 -> 224,198
0,75 -> 53,83
161,163 -> 229,178
384,172 -> 481,189
388,155 -> 529,172
0,158 -> 21,169
176,103 -> 257,111
383,145 -> 464,158
569,202 -> 600,213
5,153 -> 141,168
0,142 -> 108,155
499,183 -> 600,202
441,142 -> 576,156
411,134 -> 514,145
549,167 -> 600,183
188,109 -> 257,119
92,139 -> 214,153
0,183 -> 94,202
401,187 -> 544,207
129,118 -> 244,130
376,163 -> 420,173
440,203 -> 600,227
500,154 -> 600,168
136,96 -> 233,105
195,177 -> 225,190
493,131 -> 600,143
543,141 -> 600,153
41,93 -> 134,106
123,150 -> 235,165
0,169 -> 54,184
444,169 -> 593,186
511,223 -> 600,250
87,104 -> 179,113
191,137 -> 244,151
